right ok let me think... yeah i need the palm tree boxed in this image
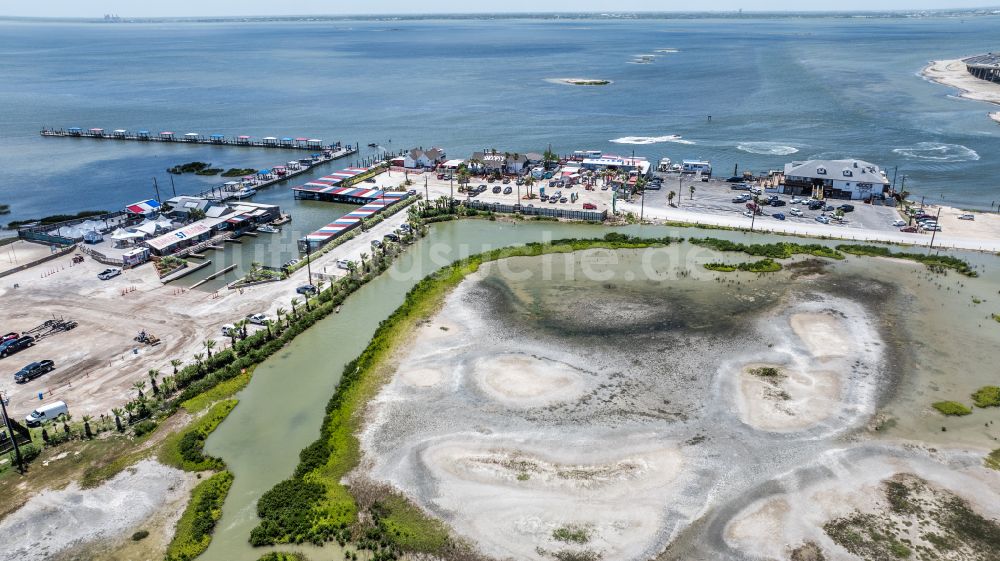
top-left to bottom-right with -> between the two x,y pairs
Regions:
133,380 -> 146,400
203,339 -> 216,358
170,359 -> 182,375
290,297 -> 300,318
668,191 -> 676,207
148,369 -> 160,396
346,261 -> 358,279
689,185 -> 696,200
276,307 -> 287,328
162,375 -> 174,396
235,319 -> 249,339
83,415 -> 93,439
123,402 -> 137,424
193,352 -> 205,372
360,252 -> 369,273
264,319 -> 274,339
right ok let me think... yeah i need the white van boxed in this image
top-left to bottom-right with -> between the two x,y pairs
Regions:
336,259 -> 352,270
221,324 -> 237,337
25,401 -> 68,427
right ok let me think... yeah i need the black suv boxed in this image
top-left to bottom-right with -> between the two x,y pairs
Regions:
14,360 -> 54,383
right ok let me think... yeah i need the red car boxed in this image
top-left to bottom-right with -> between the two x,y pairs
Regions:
1,332 -> 19,344
582,203 -> 597,210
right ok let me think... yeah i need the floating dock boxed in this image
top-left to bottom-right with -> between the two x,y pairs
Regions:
300,191 -> 409,251
41,127 -> 346,151
291,167 -> 376,201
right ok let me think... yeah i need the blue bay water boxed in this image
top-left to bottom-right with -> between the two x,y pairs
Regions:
1,15 -> 999,224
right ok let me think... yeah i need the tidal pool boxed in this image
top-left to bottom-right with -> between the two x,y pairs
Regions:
357,245 -> 1000,561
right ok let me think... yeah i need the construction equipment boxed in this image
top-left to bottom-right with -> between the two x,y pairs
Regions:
134,330 -> 161,346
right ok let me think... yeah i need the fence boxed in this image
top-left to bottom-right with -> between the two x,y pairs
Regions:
461,200 -> 607,222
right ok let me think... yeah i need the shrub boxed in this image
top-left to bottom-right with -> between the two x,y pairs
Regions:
132,530 -> 149,541
986,449 -> 1000,471
932,401 -> 972,416
165,471 -> 234,561
257,553 -> 310,561
971,386 -> 1000,408
837,244 -> 977,277
133,420 -> 157,437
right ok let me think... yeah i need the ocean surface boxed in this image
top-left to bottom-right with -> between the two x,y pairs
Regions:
1,14 -> 1000,225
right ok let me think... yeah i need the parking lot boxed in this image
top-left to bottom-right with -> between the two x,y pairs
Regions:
636,174 -> 902,233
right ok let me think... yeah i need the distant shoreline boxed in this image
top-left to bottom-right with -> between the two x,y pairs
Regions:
922,58 -> 1000,125
2,8 -> 999,24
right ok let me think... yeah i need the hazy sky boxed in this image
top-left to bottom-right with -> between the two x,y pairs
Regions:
2,1 -> 996,18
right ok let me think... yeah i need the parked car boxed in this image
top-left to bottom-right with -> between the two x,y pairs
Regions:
732,196 -> 751,203
790,197 -> 805,204
221,324 -> 238,337
900,226 -> 919,233
838,204 -> 855,213
815,215 -> 831,224
492,186 -> 502,194
384,233 -> 400,243
772,213 -> 786,221
0,336 -> 34,358
336,259 -> 353,270
823,205 -> 835,212
246,313 -> 269,326
437,173 -> 445,180
98,268 -> 122,280
731,183 -> 751,191
1,332 -> 18,344
789,208 -> 803,217
296,284 -> 318,296
14,360 -> 55,383
924,225 -> 942,231
892,219 -> 907,227
502,178 -> 511,184
371,239 -> 383,249
407,189 -> 417,196
742,210 -> 754,218
582,203 -> 597,210
559,197 -> 568,203
808,201 -> 825,211
503,186 -> 512,195
24,401 -> 68,427
958,214 -> 975,221
769,200 -> 786,207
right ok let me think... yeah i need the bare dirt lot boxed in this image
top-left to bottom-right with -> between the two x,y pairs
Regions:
0,195 -> 411,420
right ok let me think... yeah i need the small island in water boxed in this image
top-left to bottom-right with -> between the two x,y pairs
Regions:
551,77 -> 612,86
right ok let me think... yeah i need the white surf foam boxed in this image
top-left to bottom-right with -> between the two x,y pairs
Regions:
655,48 -> 680,53
736,142 -> 800,156
610,135 -> 695,145
892,142 -> 980,162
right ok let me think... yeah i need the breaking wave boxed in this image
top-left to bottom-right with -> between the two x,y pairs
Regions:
736,142 -> 800,156
892,142 -> 980,162
610,135 -> 695,145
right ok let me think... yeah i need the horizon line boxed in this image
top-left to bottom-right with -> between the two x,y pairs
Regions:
3,6 -> 1000,21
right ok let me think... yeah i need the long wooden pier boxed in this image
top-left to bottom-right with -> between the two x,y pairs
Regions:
40,127 -> 348,151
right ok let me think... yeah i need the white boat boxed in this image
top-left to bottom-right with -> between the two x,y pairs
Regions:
233,187 -> 256,199
256,224 -> 279,234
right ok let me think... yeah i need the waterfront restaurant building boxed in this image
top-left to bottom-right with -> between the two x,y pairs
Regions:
780,159 -> 890,201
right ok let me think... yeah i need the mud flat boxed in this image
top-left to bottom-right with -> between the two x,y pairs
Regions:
356,250 -> 910,561
730,298 -> 883,434
0,460 -> 194,561
724,446 -> 1000,560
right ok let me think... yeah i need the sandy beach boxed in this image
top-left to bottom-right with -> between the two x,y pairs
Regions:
923,58 -> 1000,123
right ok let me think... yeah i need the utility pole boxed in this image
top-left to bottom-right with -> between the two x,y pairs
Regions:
424,176 -> 429,207
928,207 -> 942,252
449,176 -> 454,212
305,241 -> 313,287
169,175 -> 177,198
0,391 -> 25,475
640,183 -> 646,222
152,177 -> 161,204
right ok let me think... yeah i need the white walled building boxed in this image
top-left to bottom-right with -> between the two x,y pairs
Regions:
781,159 -> 890,200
